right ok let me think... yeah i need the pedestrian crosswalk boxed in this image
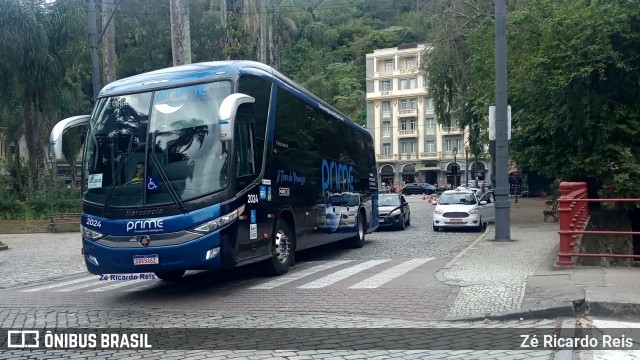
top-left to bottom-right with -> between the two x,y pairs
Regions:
15,258 -> 437,294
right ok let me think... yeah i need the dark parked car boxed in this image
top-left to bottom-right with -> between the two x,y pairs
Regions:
377,193 -> 410,230
401,182 -> 436,195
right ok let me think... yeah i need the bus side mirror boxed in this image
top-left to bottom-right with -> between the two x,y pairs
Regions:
218,93 -> 255,142
50,115 -> 90,160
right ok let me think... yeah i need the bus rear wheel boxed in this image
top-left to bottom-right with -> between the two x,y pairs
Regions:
343,211 -> 365,248
265,220 -> 293,276
154,270 -> 185,281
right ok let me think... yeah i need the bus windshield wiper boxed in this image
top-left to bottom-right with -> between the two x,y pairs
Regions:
102,134 -> 134,217
149,154 -> 188,213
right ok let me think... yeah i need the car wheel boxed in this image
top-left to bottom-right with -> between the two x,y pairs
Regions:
265,219 -> 294,276
476,218 -> 483,232
406,215 -> 410,226
154,270 -> 185,281
398,216 -> 406,230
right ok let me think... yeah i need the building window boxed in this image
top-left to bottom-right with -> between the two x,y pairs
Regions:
380,80 -> 392,91
382,143 -> 391,155
400,140 -> 417,154
425,118 -> 435,131
382,121 -> 391,137
445,138 -> 463,152
425,141 -> 436,153
450,119 -> 460,129
399,98 -> 417,110
399,78 -> 416,90
384,60 -> 393,72
406,58 -> 415,70
382,101 -> 392,118
400,119 -> 416,131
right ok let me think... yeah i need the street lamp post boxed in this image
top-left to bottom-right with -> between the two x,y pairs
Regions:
465,146 -> 469,187
452,147 -> 458,187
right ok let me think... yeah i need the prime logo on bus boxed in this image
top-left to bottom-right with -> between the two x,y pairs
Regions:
126,219 -> 164,233
321,159 -> 353,191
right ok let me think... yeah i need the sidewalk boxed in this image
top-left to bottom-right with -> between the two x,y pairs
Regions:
438,196 -> 640,321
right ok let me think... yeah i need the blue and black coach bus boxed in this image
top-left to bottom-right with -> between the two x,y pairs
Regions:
50,61 -> 379,280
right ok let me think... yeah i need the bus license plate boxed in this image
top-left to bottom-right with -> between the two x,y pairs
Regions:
133,254 -> 159,265
450,219 -> 462,223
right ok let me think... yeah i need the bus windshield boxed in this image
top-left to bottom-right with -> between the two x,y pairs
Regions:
83,81 -> 233,208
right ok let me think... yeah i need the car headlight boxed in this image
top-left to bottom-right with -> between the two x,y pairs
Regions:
434,208 -> 443,215
469,208 -> 479,214
194,205 -> 245,233
81,226 -> 104,240
389,208 -> 401,216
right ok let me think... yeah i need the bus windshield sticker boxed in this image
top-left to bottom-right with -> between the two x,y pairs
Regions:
146,176 -> 161,192
250,210 -> 256,224
250,224 -> 258,239
88,174 -> 103,189
261,179 -> 271,185
278,188 -> 290,197
259,186 -> 267,200
267,187 -> 272,201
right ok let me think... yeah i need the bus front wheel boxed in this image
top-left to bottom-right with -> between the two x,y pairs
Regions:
265,220 -> 293,276
154,270 -> 185,281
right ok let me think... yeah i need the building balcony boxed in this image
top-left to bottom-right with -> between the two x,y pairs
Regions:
373,71 -> 394,78
382,110 -> 391,118
381,90 -> 391,96
398,129 -> 418,138
377,154 -> 395,161
397,109 -> 418,118
419,152 -> 441,159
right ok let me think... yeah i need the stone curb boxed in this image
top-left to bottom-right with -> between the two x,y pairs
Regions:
585,301 -> 640,320
434,225 -> 491,286
444,304 -> 577,322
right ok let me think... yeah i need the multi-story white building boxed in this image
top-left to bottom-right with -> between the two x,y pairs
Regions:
365,43 -> 489,189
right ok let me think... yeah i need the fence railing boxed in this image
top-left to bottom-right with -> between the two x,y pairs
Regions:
556,181 -> 640,267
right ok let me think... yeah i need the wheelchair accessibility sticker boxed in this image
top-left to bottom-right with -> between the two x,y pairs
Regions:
146,177 -> 161,192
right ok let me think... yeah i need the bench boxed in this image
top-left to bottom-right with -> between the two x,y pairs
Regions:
55,212 -> 82,224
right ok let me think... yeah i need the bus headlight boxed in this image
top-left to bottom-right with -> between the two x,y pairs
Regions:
81,226 -> 104,240
194,205 -> 245,233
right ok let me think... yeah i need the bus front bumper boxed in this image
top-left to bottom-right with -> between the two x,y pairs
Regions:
82,231 -> 222,275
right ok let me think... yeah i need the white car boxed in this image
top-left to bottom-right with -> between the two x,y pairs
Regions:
432,188 -> 495,232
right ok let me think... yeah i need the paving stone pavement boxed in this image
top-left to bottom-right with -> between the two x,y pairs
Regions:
0,233 -> 86,289
0,308 -> 560,359
438,200 -> 560,319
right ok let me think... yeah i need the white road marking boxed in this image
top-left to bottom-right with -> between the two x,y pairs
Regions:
21,276 -> 97,292
298,259 -> 390,289
250,261 -> 352,289
349,258 -> 435,289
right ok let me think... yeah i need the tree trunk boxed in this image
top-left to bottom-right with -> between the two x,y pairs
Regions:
170,0 -> 192,66
101,0 -> 117,84
268,11 -> 275,67
259,0 -> 267,63
220,0 -> 227,27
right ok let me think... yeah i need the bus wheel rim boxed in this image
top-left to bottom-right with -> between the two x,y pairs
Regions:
275,230 -> 290,263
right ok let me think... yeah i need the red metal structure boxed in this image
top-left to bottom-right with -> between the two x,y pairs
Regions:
556,182 -> 640,267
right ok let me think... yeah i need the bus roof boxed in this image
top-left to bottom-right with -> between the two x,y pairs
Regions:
98,61 -> 364,133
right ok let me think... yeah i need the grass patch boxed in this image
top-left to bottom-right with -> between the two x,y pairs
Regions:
0,220 -> 80,234
578,208 -> 633,266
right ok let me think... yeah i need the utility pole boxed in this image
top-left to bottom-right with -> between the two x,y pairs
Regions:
494,0 -> 511,241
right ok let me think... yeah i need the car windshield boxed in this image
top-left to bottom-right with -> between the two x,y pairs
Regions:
437,192 -> 477,205
82,81 -> 233,207
379,195 -> 401,206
